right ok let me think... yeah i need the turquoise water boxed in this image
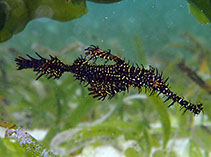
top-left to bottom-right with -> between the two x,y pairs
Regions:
2,0 -> 211,58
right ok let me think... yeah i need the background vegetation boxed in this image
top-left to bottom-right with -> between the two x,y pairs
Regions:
0,0 -> 210,156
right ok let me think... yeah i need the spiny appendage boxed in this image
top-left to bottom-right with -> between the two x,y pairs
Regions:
88,81 -> 129,101
143,66 -> 204,115
70,56 -> 92,83
15,52 -> 46,70
165,92 -> 203,115
86,62 -> 203,114
84,45 -> 125,64
88,82 -> 120,100
15,53 -> 66,80
84,62 -> 131,100
71,58 -> 120,100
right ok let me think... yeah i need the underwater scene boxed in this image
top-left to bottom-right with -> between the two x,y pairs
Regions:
0,0 -> 211,156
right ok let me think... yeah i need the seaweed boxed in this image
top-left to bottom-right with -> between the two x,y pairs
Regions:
0,0 -> 88,42
188,0 -> 211,23
0,39 -> 209,156
178,61 -> 211,94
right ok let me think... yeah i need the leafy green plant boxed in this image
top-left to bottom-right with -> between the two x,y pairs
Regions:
0,32 -> 210,156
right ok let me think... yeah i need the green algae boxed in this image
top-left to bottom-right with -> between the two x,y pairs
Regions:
188,0 -> 211,24
0,0 -> 88,42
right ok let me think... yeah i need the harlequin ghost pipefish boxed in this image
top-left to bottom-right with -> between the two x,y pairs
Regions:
15,45 -> 204,115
